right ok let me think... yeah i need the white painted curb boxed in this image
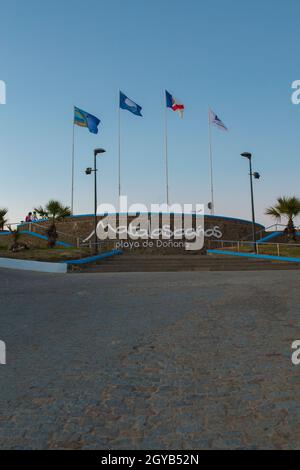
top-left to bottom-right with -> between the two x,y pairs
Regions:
0,257 -> 67,273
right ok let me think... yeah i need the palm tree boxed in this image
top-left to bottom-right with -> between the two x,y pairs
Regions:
0,208 -> 8,231
35,200 -> 71,247
266,196 -> 300,241
34,206 -> 48,219
9,228 -> 28,252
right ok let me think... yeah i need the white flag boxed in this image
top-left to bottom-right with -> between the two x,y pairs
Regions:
209,109 -> 228,131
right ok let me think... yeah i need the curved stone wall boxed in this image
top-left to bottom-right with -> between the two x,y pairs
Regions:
17,214 -> 264,247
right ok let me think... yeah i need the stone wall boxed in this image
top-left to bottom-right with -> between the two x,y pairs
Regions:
0,233 -> 51,249
19,214 -> 264,246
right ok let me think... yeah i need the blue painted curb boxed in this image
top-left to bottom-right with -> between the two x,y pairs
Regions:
259,231 -> 300,244
208,249 -> 300,264
0,230 -> 73,248
65,249 -> 123,266
19,231 -> 73,248
258,232 -> 281,243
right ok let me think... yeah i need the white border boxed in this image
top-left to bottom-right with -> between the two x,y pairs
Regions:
0,257 -> 67,273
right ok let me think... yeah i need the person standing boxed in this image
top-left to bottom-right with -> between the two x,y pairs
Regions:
25,212 -> 32,222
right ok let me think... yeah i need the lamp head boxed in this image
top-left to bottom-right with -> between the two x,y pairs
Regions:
85,167 -> 92,175
94,148 -> 106,157
241,152 -> 252,160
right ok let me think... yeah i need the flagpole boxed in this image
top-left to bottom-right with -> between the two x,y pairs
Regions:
71,113 -> 75,215
164,99 -> 170,206
208,109 -> 215,215
118,95 -> 121,205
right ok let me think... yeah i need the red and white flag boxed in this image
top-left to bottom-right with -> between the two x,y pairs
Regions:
166,90 -> 185,118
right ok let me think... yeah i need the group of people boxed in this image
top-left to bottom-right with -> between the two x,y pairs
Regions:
24,211 -> 39,223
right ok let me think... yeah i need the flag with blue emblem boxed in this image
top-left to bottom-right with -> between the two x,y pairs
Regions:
74,107 -> 101,134
119,91 -> 143,117
209,109 -> 228,131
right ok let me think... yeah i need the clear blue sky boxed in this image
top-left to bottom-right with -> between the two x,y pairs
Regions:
1,0 -> 300,226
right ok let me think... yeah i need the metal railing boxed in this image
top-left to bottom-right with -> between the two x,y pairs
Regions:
240,223 -> 300,242
208,239 -> 300,258
3,222 -> 21,231
2,221 -> 83,248
2,220 -> 117,252
24,222 -> 83,248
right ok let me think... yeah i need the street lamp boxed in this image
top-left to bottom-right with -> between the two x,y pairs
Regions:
240,152 -> 260,253
85,148 -> 106,253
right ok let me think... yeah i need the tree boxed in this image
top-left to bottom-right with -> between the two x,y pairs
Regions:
35,200 -> 71,247
34,206 -> 48,219
9,228 -> 28,252
0,208 -> 8,231
266,196 -> 300,241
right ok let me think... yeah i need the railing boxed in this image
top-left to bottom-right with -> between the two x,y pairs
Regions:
2,221 -> 118,252
208,239 -> 300,258
264,224 -> 286,232
79,239 -> 119,252
2,221 -> 83,248
241,223 -> 300,242
24,222 -> 83,248
3,222 -> 21,231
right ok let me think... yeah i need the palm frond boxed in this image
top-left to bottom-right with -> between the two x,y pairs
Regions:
265,206 -> 281,220
266,196 -> 300,233
34,206 -> 48,218
0,207 -> 8,229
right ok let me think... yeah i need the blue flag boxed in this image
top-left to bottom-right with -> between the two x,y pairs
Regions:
74,107 -> 101,134
119,91 -> 142,117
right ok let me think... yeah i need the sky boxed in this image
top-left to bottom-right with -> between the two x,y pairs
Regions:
1,0 -> 300,227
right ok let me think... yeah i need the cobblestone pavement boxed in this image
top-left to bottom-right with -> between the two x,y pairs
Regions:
0,268 -> 300,449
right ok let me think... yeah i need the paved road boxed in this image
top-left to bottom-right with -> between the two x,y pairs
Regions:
0,268 -> 300,450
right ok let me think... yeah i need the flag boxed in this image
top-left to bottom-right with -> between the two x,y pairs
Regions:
74,107 -> 101,134
120,91 -> 143,116
209,109 -> 228,131
166,90 -> 185,117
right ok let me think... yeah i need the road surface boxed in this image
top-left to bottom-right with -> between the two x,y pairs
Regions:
0,268 -> 300,449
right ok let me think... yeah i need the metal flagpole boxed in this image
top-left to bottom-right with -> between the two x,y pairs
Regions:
71,113 -> 75,215
164,101 -> 170,206
208,109 -> 215,215
118,96 -> 121,203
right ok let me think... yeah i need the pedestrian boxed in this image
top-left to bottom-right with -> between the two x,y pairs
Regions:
25,212 -> 32,222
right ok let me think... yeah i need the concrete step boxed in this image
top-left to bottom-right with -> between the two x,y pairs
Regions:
99,258 -> 286,266
94,259 -> 298,266
100,256 -> 279,264
81,254 -> 300,272
108,259 -> 298,265
85,265 -> 300,272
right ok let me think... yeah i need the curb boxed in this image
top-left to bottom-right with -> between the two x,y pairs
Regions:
207,249 -> 300,264
0,257 -> 67,273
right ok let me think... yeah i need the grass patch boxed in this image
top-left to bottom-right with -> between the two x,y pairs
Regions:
0,247 -> 93,262
256,245 -> 300,258
231,243 -> 300,258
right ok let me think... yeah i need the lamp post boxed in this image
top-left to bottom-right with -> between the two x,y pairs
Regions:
240,152 -> 260,253
85,148 -> 106,254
